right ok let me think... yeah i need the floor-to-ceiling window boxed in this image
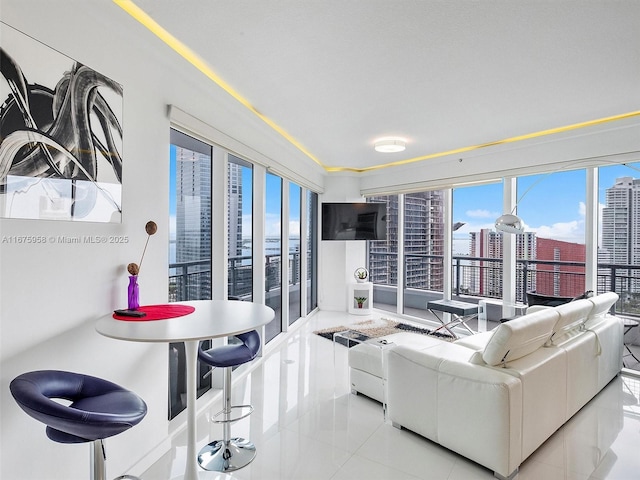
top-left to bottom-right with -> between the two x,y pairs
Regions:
306,190 -> 318,314
265,173 -> 283,342
452,182 -> 503,299
367,195 -> 399,312
288,183 -> 301,324
402,190 -> 446,315
598,162 -> 640,316
517,169 -> 586,300
228,155 -> 253,301
168,128 -> 212,419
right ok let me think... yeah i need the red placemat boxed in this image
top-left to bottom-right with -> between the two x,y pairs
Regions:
113,304 -> 195,321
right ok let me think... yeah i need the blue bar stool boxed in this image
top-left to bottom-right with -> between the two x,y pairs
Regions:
10,370 -> 147,480
197,330 -> 260,472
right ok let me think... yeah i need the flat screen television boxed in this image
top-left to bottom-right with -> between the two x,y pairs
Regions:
321,202 -> 387,240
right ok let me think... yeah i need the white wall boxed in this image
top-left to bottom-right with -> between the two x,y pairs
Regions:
318,175 -> 368,311
0,1 -> 325,478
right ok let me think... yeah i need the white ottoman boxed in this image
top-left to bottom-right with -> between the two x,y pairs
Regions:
348,332 -> 444,402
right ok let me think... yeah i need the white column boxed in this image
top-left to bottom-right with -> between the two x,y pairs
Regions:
502,177 -> 517,317
396,193 -> 405,314
300,189 -> 308,316
183,340 -> 199,480
253,165 -> 267,351
585,168 -> 599,293
281,179 -> 290,332
443,189 -> 453,300
212,147 -> 228,301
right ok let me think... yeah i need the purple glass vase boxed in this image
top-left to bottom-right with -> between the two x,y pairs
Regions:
128,275 -> 140,310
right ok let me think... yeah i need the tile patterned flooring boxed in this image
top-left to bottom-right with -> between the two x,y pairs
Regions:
142,310 -> 640,480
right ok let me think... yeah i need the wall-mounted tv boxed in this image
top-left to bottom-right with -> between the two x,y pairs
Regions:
321,202 -> 387,241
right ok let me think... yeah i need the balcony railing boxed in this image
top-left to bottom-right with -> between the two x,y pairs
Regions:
169,252 -> 302,302
369,252 -> 640,317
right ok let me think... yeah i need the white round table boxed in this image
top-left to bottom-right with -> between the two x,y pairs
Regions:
96,300 -> 275,480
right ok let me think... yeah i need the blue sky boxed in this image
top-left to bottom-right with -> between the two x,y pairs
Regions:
452,162 -> 640,253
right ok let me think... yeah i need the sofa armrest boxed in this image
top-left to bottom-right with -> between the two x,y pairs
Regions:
387,342 -> 523,479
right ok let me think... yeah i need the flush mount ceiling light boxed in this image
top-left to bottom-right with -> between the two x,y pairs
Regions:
374,138 -> 406,153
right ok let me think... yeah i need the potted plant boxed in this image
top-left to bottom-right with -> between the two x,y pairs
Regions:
354,296 -> 367,308
354,267 -> 369,283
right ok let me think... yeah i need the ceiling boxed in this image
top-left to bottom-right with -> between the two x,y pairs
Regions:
128,0 -> 640,174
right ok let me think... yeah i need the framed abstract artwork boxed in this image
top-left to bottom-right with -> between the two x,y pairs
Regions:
0,23 -> 123,222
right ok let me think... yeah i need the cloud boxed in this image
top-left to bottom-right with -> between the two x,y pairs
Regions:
454,221 -> 497,235
527,220 -> 584,243
289,220 -> 300,235
265,213 -> 282,237
465,209 -> 500,219
242,214 -> 252,236
169,215 -> 176,240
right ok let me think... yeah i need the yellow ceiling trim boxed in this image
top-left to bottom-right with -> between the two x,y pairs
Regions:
113,0 -> 327,169
327,110 -> 640,173
114,1 -> 639,175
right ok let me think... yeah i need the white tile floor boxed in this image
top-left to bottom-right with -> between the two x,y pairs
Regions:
142,310 -> 640,480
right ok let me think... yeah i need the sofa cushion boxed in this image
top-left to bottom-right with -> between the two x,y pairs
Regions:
588,291 -> 619,319
482,308 -> 559,366
547,299 -> 593,343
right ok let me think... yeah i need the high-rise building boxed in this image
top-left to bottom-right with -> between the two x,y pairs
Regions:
227,161 -> 243,257
468,229 -> 536,300
368,191 -> 445,290
368,195 -> 399,287
601,176 -> 640,293
535,238 -> 586,297
404,191 -> 445,291
175,146 -> 212,299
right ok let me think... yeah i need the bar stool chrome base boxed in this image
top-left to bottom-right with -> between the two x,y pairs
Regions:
197,331 -> 261,473
197,437 -> 256,472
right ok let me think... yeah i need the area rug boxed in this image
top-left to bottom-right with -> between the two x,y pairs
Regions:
314,318 -> 454,347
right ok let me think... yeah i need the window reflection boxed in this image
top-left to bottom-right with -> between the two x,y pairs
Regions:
228,155 -> 253,301
288,183 -> 301,324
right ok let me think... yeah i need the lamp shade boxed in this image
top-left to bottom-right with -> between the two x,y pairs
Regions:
495,213 -> 525,234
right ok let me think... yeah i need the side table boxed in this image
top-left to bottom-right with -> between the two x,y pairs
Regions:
348,282 -> 373,315
427,299 -> 479,339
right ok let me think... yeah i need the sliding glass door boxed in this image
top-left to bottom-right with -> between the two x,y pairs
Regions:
265,173 -> 282,342
288,183 -> 301,324
168,128 -> 212,419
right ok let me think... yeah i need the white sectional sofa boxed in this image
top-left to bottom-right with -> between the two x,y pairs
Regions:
352,292 -> 623,480
385,292 -> 622,479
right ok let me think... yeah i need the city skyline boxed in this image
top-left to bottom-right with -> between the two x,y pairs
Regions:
453,162 -> 640,253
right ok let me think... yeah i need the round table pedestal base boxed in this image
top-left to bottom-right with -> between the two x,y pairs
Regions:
197,438 -> 256,472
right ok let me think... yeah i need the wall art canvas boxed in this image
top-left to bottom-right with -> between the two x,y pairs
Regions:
0,23 -> 123,222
